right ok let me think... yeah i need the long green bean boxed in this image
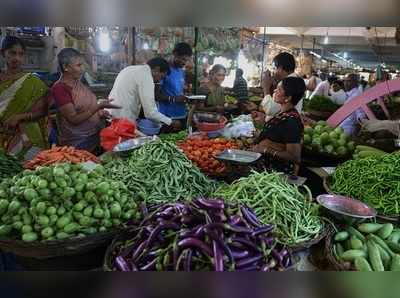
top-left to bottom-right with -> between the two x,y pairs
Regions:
214,171 -> 324,246
104,141 -> 217,204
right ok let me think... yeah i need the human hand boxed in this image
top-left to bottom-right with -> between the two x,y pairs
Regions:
170,120 -> 182,131
98,99 -> 121,110
251,111 -> 265,124
98,109 -> 112,119
174,95 -> 188,103
4,114 -> 25,129
262,70 -> 273,90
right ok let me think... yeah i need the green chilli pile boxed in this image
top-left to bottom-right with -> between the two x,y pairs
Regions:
105,141 -> 218,205
158,131 -> 187,143
0,163 -> 140,242
331,153 -> 400,215
214,171 -> 324,246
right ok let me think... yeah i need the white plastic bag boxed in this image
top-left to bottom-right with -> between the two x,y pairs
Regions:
223,115 -> 256,139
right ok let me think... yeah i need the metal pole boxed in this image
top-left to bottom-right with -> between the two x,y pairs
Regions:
260,26 -> 267,85
193,27 -> 199,94
131,27 -> 136,65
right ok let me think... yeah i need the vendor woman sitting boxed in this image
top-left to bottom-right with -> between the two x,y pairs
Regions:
251,77 -> 306,174
196,64 -> 227,113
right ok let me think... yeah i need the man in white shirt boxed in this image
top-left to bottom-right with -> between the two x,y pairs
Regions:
108,57 -> 179,129
329,80 -> 348,105
310,74 -> 335,99
340,74 -> 365,136
259,52 -> 303,122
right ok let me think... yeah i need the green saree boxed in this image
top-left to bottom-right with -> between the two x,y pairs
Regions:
0,73 -> 49,157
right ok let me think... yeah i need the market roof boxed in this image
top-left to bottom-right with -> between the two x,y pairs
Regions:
257,27 -> 400,70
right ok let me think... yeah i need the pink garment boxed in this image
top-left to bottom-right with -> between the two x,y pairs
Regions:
56,81 -> 103,149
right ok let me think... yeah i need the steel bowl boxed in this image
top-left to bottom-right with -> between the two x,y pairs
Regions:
316,194 -> 377,224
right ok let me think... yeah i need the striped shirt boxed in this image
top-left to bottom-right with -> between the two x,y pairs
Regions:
233,77 -> 249,101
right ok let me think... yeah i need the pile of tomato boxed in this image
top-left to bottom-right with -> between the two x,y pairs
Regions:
178,136 -> 238,176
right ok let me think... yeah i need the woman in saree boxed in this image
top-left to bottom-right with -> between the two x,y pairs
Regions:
250,77 -> 306,175
0,36 -> 49,157
51,48 -> 120,153
196,64 -> 227,113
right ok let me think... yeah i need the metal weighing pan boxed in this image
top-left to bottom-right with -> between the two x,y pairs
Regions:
215,149 -> 262,164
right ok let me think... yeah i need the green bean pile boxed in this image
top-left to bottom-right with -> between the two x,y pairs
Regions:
105,141 -> 218,204
331,153 -> 400,215
214,171 -> 323,246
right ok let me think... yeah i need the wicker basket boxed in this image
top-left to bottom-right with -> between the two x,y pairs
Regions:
323,176 -> 334,194
0,229 -> 122,259
289,224 -> 330,253
302,148 -> 352,167
324,226 -> 354,271
304,109 -> 335,121
103,227 -> 141,271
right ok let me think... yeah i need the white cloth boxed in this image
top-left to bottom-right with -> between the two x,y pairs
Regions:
310,80 -> 330,99
340,87 -> 365,136
108,65 -> 172,125
260,72 -> 303,121
330,89 -> 348,105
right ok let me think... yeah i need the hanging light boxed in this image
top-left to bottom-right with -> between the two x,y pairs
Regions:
202,57 -> 208,63
143,42 -> 149,50
98,29 -> 111,53
343,52 -> 348,59
324,27 -> 329,44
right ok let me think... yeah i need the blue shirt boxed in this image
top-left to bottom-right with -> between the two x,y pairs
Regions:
158,66 -> 187,118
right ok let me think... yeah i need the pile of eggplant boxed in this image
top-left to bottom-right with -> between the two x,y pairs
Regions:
106,198 -> 293,271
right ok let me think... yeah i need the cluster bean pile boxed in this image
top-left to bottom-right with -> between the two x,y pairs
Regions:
106,198 -> 292,271
331,153 -> 400,215
214,171 -> 324,246
105,141 -> 218,205
0,163 -> 139,242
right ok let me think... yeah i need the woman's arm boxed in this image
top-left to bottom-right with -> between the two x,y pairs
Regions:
274,143 -> 301,164
3,95 -> 49,128
252,142 -> 301,164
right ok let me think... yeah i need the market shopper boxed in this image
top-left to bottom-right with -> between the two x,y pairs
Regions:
340,73 -> 365,136
196,64 -> 227,113
309,74 -> 336,99
329,80 -> 348,105
233,68 -> 249,102
259,52 -> 303,122
251,77 -> 306,174
0,36 -> 50,156
108,57 -> 180,129
51,48 -> 120,152
156,42 -> 192,124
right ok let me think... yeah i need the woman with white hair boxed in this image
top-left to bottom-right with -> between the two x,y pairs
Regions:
51,48 -> 120,152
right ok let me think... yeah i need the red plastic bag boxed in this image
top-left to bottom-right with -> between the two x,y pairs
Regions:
100,118 -> 136,151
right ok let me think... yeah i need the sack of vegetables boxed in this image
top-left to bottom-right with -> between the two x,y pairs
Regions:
0,163 -> 141,258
